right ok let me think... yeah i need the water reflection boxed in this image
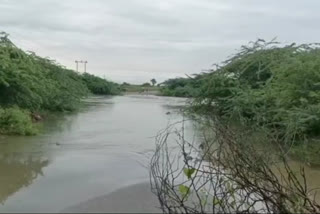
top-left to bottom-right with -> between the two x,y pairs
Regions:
0,155 -> 49,204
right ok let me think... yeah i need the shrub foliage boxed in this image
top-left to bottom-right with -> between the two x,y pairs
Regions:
0,32 -> 120,135
161,40 -> 320,152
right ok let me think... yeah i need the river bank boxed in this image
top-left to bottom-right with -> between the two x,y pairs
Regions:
62,182 -> 160,213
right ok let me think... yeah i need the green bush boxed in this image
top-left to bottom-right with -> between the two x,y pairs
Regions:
0,33 -> 89,111
160,77 -> 203,97
191,40 -> 320,149
0,107 -> 37,135
163,40 -> 320,157
0,32 -> 120,135
82,72 -> 120,95
0,32 -> 120,113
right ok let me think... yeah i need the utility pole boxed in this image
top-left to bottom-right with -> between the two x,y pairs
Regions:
75,60 -> 88,73
83,60 -> 88,73
75,60 -> 79,72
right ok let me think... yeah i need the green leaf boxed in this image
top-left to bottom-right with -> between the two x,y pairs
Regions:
183,167 -> 196,179
309,91 -> 319,98
179,185 -> 190,197
213,197 -> 221,205
299,97 -> 308,104
230,201 -> 236,209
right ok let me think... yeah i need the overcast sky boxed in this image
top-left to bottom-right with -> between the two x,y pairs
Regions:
0,0 -> 319,84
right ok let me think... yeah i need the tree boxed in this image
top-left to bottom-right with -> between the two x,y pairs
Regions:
121,82 -> 130,86
150,78 -> 157,86
142,82 -> 151,87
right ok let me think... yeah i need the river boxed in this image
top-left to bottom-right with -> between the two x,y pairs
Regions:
0,95 -> 195,213
1,95 -> 320,213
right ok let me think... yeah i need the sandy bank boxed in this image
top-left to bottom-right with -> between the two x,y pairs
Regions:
61,182 -> 161,213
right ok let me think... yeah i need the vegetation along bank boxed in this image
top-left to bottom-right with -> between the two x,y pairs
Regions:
0,32 -> 121,135
160,40 -> 320,164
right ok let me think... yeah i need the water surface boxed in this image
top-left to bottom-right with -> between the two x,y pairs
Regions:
1,95 -> 320,212
0,95 -> 191,212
